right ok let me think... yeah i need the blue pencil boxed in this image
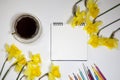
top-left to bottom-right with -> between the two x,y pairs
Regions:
94,73 -> 99,80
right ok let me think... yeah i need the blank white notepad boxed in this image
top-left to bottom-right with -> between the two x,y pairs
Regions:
50,23 -> 88,61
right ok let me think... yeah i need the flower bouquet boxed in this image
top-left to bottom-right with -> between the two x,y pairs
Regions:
68,0 -> 120,49
0,44 -> 61,80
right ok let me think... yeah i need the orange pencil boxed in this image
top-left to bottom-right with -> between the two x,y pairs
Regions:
68,75 -> 73,80
77,74 -> 82,80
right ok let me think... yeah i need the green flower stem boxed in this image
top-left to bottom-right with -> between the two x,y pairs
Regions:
93,3 -> 120,23
19,75 -> 26,80
16,64 -> 26,80
2,62 -> 17,80
110,27 -> 120,38
97,18 -> 120,36
84,0 -> 87,8
38,73 -> 48,80
72,0 -> 83,16
0,58 -> 8,76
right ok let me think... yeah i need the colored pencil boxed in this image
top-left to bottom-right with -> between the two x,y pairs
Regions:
79,69 -> 86,80
93,71 -> 99,80
68,75 -> 73,80
77,74 -> 82,80
94,64 -> 106,80
73,73 -> 78,80
82,64 -> 89,80
92,66 -> 104,80
87,67 -> 94,80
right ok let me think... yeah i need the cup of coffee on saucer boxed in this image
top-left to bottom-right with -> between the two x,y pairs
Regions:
12,13 -> 42,43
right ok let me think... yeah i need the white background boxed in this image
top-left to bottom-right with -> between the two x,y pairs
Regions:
0,0 -> 120,80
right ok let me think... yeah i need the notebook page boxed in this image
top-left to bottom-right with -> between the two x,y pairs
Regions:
50,23 -> 88,60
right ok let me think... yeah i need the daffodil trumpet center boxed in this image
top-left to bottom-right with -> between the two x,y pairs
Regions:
93,3 -> 120,23
97,18 -> 120,36
38,73 -> 48,80
0,58 -> 8,76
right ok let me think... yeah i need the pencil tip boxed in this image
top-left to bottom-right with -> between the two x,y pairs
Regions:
73,73 -> 75,76
68,75 -> 73,80
94,63 -> 96,66
91,65 -> 94,68
79,68 -> 81,72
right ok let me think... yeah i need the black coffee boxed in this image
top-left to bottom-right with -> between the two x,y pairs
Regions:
15,16 -> 38,39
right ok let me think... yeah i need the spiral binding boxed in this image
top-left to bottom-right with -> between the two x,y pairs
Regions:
53,22 -> 63,26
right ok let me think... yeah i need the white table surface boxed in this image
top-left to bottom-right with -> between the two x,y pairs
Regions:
0,0 -> 120,80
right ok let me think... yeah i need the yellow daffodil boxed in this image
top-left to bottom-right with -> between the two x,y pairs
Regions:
14,55 -> 27,72
100,37 -> 119,49
5,44 -> 22,61
87,0 -> 100,18
84,15 -> 102,35
30,52 -> 42,64
70,7 -> 86,27
24,62 -> 41,80
24,53 -> 42,80
48,63 -> 61,80
88,34 -> 100,48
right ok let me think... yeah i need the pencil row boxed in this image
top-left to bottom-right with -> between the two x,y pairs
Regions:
68,64 -> 106,80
